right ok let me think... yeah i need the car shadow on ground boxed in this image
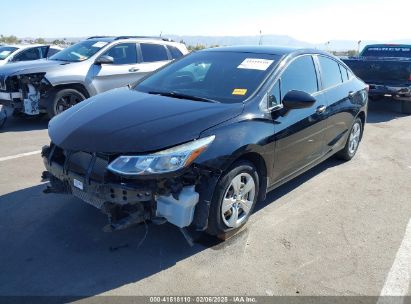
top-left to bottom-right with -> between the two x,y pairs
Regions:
367,98 -> 409,123
0,157 -> 345,298
0,115 -> 49,133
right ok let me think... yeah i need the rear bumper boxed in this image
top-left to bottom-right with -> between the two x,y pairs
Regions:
368,84 -> 411,100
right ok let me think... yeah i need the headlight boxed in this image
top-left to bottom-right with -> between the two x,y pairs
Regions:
107,135 -> 215,176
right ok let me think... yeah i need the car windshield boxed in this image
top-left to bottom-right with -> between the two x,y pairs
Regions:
135,51 -> 281,103
49,40 -> 109,62
361,46 -> 411,58
0,46 -> 18,60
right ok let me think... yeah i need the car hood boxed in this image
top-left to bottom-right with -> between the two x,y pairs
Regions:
0,59 -> 69,76
49,88 -> 243,153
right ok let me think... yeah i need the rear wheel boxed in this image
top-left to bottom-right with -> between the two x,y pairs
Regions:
47,88 -> 86,118
207,161 -> 259,236
336,117 -> 363,161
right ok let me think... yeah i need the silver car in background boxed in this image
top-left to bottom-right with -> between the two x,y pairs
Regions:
0,44 -> 62,66
0,36 -> 188,118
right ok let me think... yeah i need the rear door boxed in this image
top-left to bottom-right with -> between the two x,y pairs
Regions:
134,43 -> 172,78
92,42 -> 139,93
316,55 -> 358,154
271,55 -> 328,182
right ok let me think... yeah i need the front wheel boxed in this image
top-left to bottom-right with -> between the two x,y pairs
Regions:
336,117 -> 363,161
47,88 -> 86,118
207,161 -> 259,236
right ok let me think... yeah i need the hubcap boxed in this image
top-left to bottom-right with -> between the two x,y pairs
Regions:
55,93 -> 83,114
221,172 -> 256,228
348,122 -> 361,155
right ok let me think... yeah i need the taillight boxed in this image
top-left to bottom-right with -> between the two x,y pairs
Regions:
408,74 -> 411,81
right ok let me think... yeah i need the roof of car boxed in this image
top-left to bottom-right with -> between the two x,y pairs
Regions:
6,44 -> 46,49
203,45 -> 331,57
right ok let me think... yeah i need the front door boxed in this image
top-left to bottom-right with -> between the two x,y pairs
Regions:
92,43 -> 140,93
271,55 -> 328,182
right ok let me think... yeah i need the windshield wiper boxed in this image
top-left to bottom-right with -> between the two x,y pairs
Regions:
148,91 -> 219,103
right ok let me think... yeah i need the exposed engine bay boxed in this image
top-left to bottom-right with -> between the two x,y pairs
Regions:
41,144 -> 219,243
0,73 -> 51,116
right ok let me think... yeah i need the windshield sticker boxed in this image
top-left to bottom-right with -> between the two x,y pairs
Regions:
232,88 -> 248,96
238,58 -> 274,71
0,51 -> 11,57
92,41 -> 108,48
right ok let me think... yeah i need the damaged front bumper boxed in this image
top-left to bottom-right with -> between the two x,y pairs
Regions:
0,73 -> 51,115
41,144 -> 219,233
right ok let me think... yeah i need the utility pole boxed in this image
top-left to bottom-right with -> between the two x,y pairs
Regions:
258,30 -> 263,45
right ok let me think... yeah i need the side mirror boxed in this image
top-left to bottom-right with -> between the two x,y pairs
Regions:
282,90 -> 316,109
95,55 -> 114,65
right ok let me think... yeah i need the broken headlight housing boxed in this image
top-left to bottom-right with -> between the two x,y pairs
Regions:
107,135 -> 215,176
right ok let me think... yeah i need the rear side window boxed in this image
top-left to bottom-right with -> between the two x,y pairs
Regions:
167,45 -> 183,59
140,43 -> 169,62
103,43 -> 137,64
339,65 -> 349,82
280,55 -> 318,95
318,56 -> 343,89
47,47 -> 61,57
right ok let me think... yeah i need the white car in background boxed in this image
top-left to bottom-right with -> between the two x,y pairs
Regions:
0,44 -> 63,66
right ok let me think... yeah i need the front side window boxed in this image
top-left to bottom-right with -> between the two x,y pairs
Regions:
102,43 -> 137,64
318,56 -> 343,89
140,43 -> 169,62
135,51 -> 281,103
280,56 -> 318,95
49,40 -> 109,62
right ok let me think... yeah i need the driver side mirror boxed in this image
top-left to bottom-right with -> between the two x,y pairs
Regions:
282,90 -> 316,109
95,55 -> 114,65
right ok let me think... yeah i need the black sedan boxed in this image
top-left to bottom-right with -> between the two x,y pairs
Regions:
42,46 -> 368,240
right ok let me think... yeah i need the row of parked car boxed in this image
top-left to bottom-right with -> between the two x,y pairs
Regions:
0,37 -> 406,242
0,36 -> 188,119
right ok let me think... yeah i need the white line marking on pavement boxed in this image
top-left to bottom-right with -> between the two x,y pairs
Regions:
377,219 -> 411,303
0,150 -> 41,162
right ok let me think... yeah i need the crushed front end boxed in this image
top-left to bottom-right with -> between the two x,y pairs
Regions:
0,73 -> 51,116
41,143 -> 219,234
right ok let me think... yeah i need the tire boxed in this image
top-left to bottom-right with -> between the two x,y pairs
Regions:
336,117 -> 363,161
47,88 -> 86,119
207,161 -> 259,236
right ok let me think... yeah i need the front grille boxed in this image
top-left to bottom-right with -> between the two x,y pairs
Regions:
50,144 -> 111,183
72,186 -> 105,209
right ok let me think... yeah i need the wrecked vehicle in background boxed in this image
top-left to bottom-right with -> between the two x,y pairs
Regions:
0,44 -> 62,66
42,46 -> 368,242
0,36 -> 188,120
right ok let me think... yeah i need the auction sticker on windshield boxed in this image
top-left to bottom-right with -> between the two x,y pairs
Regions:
238,58 -> 274,71
232,88 -> 248,95
92,41 -> 108,48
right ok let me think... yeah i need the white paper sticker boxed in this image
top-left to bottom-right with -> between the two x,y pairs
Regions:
92,41 -> 108,48
238,58 -> 274,71
0,50 -> 11,57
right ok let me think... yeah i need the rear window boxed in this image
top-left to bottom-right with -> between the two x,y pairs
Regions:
140,43 -> 169,62
361,46 -> 411,58
318,56 -> 343,89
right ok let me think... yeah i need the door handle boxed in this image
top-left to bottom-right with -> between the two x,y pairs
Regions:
129,67 -> 139,72
348,91 -> 355,99
316,105 -> 327,114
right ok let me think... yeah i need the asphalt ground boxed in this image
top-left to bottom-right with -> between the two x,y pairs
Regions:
0,98 -> 410,299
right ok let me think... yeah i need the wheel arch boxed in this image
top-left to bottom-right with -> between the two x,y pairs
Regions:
52,83 -> 91,98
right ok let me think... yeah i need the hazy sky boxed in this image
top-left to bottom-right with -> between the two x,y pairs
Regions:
1,0 -> 410,42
